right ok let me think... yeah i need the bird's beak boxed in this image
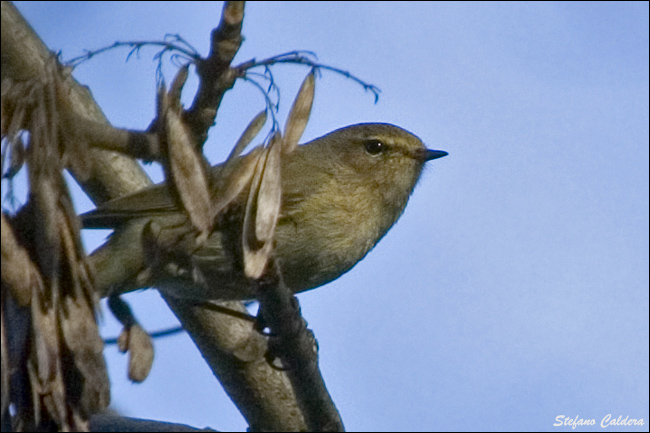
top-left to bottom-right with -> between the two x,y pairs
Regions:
423,149 -> 448,161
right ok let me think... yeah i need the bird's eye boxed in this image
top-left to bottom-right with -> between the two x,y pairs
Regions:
364,139 -> 385,155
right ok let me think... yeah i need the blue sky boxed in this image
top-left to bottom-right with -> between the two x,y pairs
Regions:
10,2 -> 649,431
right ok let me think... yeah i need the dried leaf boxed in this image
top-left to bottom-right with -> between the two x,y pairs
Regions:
209,109 -> 269,220
242,133 -> 283,279
283,70 -> 315,154
225,109 -> 268,164
211,145 -> 263,219
30,279 -> 67,428
255,133 -> 282,243
126,325 -> 154,383
160,70 -> 212,240
169,64 -> 189,109
30,180 -> 60,293
4,133 -> 26,180
115,324 -> 154,383
60,295 -> 110,412
243,145 -> 268,278
1,214 -> 37,306
243,237 -> 273,280
108,295 -> 154,383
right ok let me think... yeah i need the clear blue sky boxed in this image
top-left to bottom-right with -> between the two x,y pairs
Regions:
11,2 -> 649,431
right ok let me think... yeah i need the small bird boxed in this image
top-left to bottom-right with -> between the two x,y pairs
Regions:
83,123 -> 447,300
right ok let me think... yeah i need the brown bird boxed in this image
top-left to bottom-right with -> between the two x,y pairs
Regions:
83,123 -> 447,300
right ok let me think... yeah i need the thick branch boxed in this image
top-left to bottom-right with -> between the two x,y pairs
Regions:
162,298 -> 307,431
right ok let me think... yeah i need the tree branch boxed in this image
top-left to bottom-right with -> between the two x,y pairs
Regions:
2,2 -> 340,430
256,259 -> 344,431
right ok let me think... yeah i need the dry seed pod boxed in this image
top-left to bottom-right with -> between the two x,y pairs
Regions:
159,67 -> 212,241
242,133 -> 283,279
283,70 -> 315,154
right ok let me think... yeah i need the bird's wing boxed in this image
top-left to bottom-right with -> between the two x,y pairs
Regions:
82,144 -> 327,229
80,183 -> 180,228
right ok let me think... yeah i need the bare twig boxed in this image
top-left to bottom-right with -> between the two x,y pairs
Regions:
237,51 -> 381,103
